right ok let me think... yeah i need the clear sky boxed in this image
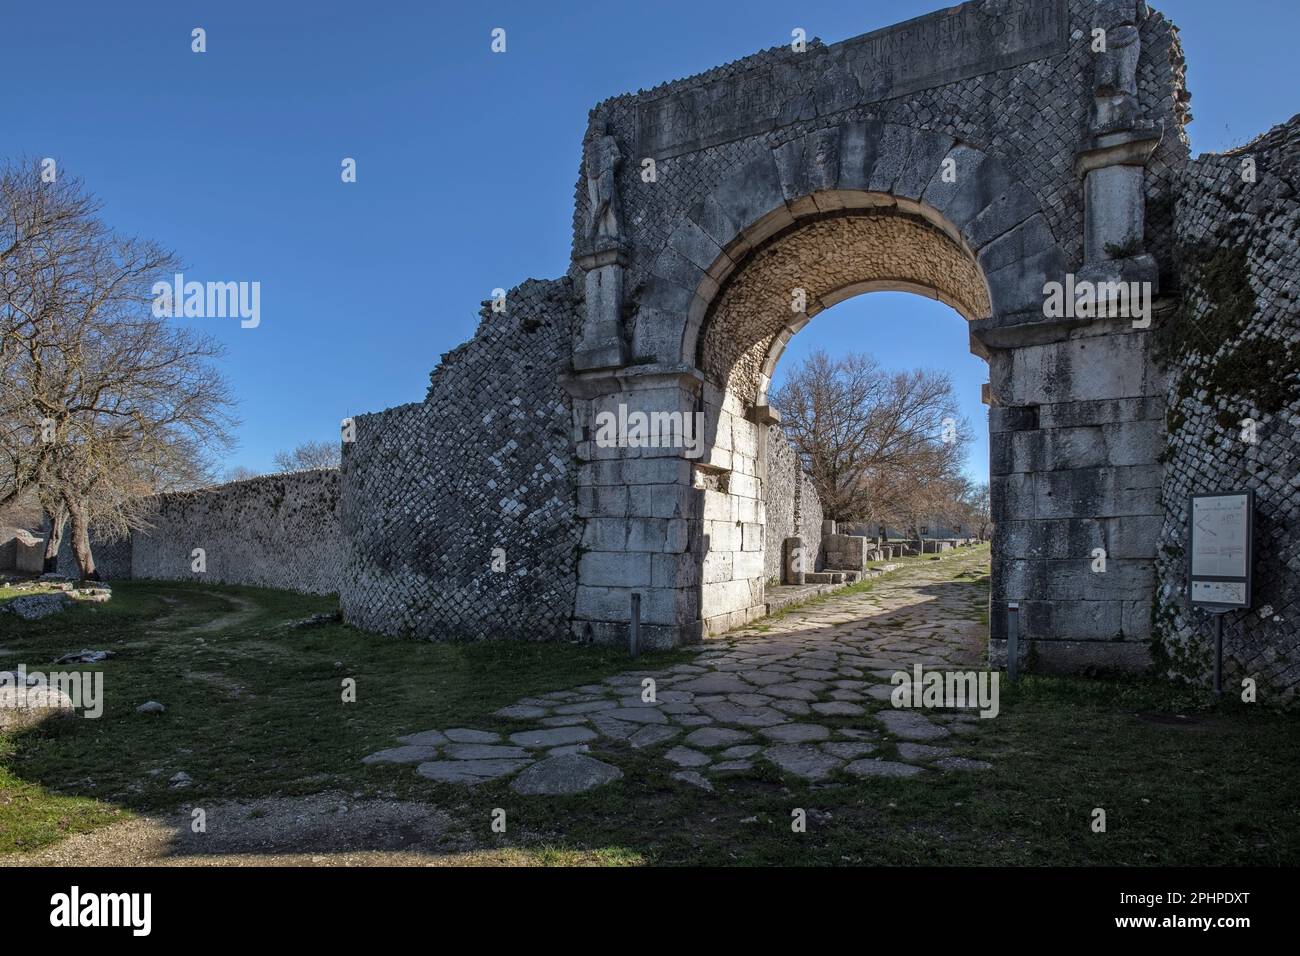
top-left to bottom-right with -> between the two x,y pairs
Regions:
4,1 -> 1295,481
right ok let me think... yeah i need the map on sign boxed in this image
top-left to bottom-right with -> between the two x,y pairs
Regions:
1191,495 -> 1248,577
1192,580 -> 1247,606
1189,492 -> 1252,608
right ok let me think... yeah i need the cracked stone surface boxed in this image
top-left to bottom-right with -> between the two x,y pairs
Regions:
510,754 -> 623,795
361,549 -> 995,793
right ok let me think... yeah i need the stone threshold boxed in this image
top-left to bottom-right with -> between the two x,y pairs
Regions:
763,563 -> 902,615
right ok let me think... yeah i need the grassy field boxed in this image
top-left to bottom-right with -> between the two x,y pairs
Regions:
1,567 -> 1297,865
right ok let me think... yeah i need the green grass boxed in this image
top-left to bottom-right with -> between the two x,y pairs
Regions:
0,580 -> 691,853
2,561 -> 1298,865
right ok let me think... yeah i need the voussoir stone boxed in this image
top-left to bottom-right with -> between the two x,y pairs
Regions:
509,754 -> 623,795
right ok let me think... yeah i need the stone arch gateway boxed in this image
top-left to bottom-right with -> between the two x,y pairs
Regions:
559,0 -> 1181,663
332,0 -> 1299,699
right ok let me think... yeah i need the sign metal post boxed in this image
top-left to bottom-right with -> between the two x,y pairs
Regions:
1188,490 -> 1254,695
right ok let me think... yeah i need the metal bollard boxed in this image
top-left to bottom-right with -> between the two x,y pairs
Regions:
1006,602 -> 1019,683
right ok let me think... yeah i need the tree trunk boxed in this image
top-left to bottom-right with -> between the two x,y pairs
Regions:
65,499 -> 99,581
42,503 -> 67,574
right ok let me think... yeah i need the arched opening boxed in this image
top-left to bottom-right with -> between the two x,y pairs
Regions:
689,198 -> 993,635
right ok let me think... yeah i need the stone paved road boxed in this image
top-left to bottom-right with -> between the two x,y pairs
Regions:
364,546 -> 995,793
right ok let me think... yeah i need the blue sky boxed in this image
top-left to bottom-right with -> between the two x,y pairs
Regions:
4,1 -> 1295,482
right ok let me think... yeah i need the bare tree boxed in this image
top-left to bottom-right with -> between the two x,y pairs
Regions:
273,440 -> 340,472
771,350 -> 970,524
0,158 -> 235,579
223,465 -> 262,483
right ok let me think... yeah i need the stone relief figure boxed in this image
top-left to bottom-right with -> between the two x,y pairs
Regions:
1091,0 -> 1141,132
584,120 -> 623,246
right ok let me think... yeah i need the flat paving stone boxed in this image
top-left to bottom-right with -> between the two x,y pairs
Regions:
540,715 -> 589,727
361,745 -> 440,765
876,710 -> 950,740
671,770 -> 714,792
697,701 -> 786,727
812,701 -> 866,717
711,760 -> 754,773
792,669 -> 838,681
554,700 -> 617,715
719,744 -> 762,759
838,728 -> 877,740
761,723 -> 831,743
676,715 -> 714,726
844,758 -> 925,779
683,726 -> 752,749
590,715 -> 638,739
508,726 -> 598,748
772,699 -> 812,715
629,725 -> 680,749
822,741 -> 876,759
444,743 -> 529,760
763,744 -> 842,781
510,754 -> 623,795
664,746 -> 711,768
396,730 -> 448,746
764,684 -> 818,701
443,728 -> 501,744
548,744 -> 590,756
604,707 -> 668,725
896,742 -> 953,762
743,671 -> 791,686
416,758 -> 532,784
674,673 -> 753,694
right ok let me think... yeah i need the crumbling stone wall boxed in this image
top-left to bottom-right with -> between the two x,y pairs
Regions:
56,531 -> 134,581
339,278 -> 581,641
799,473 -> 825,573
764,426 -> 798,583
119,469 -> 341,594
1156,115 -> 1300,705
762,425 -> 826,583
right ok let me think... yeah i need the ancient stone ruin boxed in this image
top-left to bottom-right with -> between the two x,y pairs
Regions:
45,0 -> 1300,704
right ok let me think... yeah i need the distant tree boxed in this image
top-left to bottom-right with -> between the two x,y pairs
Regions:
1,158 -> 235,579
962,481 -> 992,539
771,350 -> 970,524
272,440 -> 340,472
223,465 -> 262,483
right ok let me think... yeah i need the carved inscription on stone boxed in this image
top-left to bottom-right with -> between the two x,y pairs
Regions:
638,0 -> 1068,159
